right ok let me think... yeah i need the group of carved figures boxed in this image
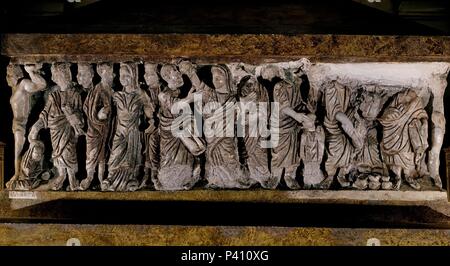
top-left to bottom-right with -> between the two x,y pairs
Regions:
5,60 -> 442,191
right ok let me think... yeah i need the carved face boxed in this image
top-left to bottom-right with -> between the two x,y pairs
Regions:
212,67 -> 229,93
261,65 -> 280,81
6,65 -> 24,88
77,65 -> 94,89
144,64 -> 160,87
119,65 -> 133,88
51,65 -> 72,91
164,67 -> 184,90
404,90 -> 417,103
97,64 -> 114,85
240,76 -> 255,97
360,93 -> 382,121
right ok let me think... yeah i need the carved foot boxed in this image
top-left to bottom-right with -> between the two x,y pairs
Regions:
138,176 -> 149,190
318,176 -> 334,190
284,176 -> 301,190
80,177 -> 93,191
50,176 -> 66,191
405,177 -> 421,190
431,176 -> 443,189
337,176 -> 351,188
5,176 -> 17,190
393,178 -> 402,190
67,180 -> 80,192
126,179 -> 139,192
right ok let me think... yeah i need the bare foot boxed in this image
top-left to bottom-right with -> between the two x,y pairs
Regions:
80,177 -> 93,191
50,176 -> 66,191
284,176 -> 300,190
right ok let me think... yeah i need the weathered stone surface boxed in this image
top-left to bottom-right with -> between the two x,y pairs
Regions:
0,223 -> 449,246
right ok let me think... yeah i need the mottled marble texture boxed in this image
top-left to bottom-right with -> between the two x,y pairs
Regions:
2,34 -> 450,63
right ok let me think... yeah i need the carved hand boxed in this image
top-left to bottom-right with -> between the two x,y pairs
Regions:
97,107 -> 108,120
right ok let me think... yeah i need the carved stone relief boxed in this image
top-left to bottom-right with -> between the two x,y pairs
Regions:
5,59 -> 449,192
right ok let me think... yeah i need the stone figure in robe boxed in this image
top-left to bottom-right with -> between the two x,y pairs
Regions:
79,63 -> 114,190
181,62 -> 252,189
6,140 -> 51,190
237,74 -> 274,189
29,63 -> 85,191
260,65 -> 308,189
379,89 -> 429,190
139,63 -> 161,190
7,63 -> 47,185
341,91 -> 387,190
153,63 -> 205,190
321,80 -> 366,189
102,62 -> 152,192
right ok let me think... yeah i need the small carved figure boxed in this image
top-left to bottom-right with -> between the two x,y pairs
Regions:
6,140 -> 51,190
29,63 -> 85,191
102,62 -> 152,192
7,63 -> 47,185
139,63 -> 161,190
379,89 -> 429,190
79,63 -> 114,190
155,63 -> 205,190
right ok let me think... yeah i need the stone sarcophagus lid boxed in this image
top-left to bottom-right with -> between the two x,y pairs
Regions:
1,34 -> 449,199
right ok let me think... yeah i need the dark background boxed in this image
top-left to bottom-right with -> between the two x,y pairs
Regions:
0,0 -> 449,228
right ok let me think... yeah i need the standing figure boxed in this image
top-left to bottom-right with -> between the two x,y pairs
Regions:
139,63 -> 161,189
182,62 -> 253,189
261,65 -> 307,189
102,62 -> 152,192
79,63 -> 114,190
155,63 -> 204,190
237,74 -> 274,188
379,89 -> 428,190
299,113 -> 326,189
322,80 -> 364,188
6,140 -> 51,190
29,63 -> 85,191
349,92 -> 387,190
7,63 -> 47,184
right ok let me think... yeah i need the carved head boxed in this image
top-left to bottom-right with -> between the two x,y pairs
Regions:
238,75 -> 256,97
160,64 -> 183,90
120,62 -> 139,93
77,63 -> 94,89
144,63 -> 160,88
97,63 -> 114,86
261,65 -> 281,81
51,63 -> 72,91
359,92 -> 382,121
211,65 -> 233,94
399,89 -> 418,104
6,64 -> 24,88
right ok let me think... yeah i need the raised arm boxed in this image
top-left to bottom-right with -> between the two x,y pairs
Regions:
23,63 -> 47,93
